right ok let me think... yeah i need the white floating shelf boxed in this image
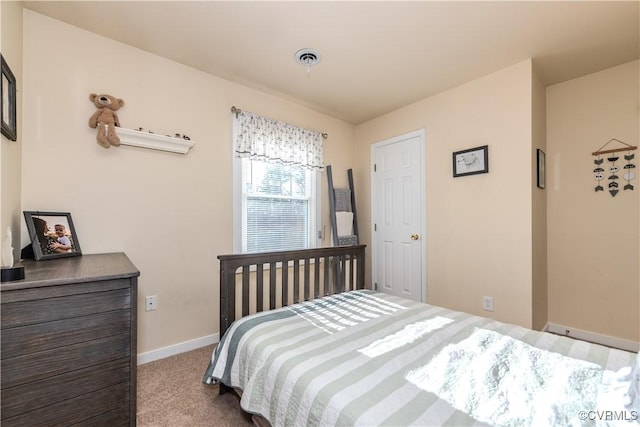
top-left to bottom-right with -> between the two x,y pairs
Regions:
117,127 -> 195,154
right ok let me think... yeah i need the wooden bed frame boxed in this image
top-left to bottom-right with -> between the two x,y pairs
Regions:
218,244 -> 366,338
212,245 -> 638,425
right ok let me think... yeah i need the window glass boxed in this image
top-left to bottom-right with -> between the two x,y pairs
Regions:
237,157 -> 318,253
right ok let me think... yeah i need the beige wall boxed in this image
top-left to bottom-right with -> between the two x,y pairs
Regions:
1,0 -> 23,263
20,10 -> 355,354
13,7 -> 639,356
531,66 -> 548,331
355,60 -> 535,328
547,61 -> 639,342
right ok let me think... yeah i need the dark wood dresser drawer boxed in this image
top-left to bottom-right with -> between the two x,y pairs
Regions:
1,309 -> 131,358
1,357 -> 130,420
1,281 -> 131,327
2,382 -> 130,427
2,333 -> 131,388
0,253 -> 139,426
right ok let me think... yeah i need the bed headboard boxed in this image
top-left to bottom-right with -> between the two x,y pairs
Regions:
218,245 -> 366,337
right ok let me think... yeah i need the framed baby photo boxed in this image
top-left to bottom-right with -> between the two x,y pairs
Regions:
23,211 -> 82,260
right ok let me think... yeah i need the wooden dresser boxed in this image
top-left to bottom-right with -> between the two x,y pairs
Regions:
1,252 -> 139,426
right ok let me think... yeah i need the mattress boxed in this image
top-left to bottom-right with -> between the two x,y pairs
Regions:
204,290 -> 638,427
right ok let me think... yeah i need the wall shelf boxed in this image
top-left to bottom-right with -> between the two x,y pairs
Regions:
117,127 -> 195,154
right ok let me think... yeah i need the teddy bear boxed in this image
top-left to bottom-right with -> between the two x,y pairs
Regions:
88,93 -> 125,148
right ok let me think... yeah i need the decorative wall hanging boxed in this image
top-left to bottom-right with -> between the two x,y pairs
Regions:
453,145 -> 489,177
536,149 -> 545,189
592,138 -> 636,197
1,54 -> 17,141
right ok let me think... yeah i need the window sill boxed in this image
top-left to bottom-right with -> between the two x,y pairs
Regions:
117,127 -> 195,154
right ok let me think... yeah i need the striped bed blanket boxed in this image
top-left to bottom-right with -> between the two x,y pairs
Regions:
204,290 -> 638,427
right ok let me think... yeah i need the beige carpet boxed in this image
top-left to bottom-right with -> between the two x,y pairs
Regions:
137,345 -> 253,427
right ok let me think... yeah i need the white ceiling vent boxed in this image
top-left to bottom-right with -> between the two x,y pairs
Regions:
295,48 -> 320,66
295,48 -> 321,76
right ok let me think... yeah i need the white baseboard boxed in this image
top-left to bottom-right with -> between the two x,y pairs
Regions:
137,333 -> 220,365
545,323 -> 639,353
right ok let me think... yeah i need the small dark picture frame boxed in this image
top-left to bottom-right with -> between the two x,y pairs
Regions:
453,145 -> 489,177
1,54 -> 17,141
23,211 -> 82,260
536,149 -> 546,189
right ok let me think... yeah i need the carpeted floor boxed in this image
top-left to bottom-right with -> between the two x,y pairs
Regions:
137,345 -> 253,426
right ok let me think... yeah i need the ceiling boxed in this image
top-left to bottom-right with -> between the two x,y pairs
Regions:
22,1 -> 640,125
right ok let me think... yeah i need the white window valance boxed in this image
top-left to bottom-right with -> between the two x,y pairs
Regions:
234,110 -> 324,170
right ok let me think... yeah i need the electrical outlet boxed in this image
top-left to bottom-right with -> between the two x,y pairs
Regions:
482,296 -> 494,312
145,295 -> 157,311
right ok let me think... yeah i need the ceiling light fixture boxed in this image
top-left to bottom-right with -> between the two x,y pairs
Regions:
295,48 -> 320,77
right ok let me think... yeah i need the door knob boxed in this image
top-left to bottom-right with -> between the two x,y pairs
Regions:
411,234 -> 419,240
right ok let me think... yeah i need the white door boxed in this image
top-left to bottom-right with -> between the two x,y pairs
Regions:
371,130 -> 425,302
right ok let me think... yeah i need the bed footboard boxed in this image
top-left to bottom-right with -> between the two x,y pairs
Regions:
218,245 -> 366,338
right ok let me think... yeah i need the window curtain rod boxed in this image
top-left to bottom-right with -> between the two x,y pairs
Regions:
230,106 -> 328,139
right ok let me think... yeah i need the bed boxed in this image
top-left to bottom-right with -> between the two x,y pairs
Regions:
204,245 -> 639,427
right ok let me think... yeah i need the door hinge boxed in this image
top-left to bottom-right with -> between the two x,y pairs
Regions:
374,223 -> 377,231
373,164 -> 377,172
374,282 -> 378,290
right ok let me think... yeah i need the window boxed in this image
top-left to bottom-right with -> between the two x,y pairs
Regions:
231,109 -> 323,253
235,158 -> 319,253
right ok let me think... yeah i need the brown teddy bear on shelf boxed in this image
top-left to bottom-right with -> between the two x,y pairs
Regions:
88,93 -> 125,148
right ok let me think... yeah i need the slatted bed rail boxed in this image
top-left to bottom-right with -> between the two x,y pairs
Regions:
218,245 -> 366,338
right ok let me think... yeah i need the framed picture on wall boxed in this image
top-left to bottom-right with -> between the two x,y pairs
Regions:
537,149 -> 546,189
453,145 -> 489,177
1,54 -> 17,141
23,211 -> 82,260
